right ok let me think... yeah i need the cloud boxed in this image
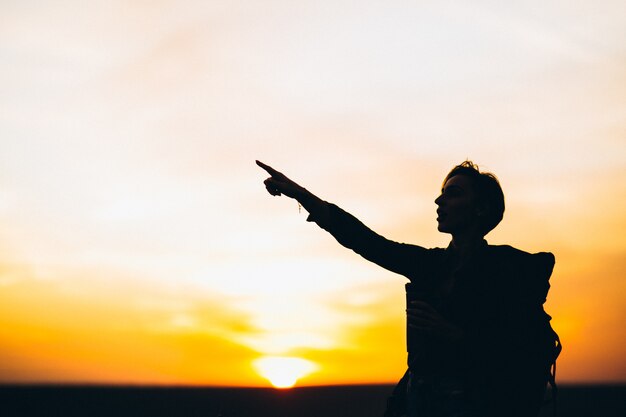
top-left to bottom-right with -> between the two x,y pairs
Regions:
0,263 -> 262,385
0,0 -> 625,385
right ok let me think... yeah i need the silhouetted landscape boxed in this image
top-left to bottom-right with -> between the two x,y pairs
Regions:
1,384 -> 624,417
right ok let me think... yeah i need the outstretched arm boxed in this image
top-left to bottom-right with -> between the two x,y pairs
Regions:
256,160 -> 429,279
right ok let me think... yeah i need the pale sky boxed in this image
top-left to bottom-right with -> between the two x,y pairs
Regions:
0,0 -> 625,386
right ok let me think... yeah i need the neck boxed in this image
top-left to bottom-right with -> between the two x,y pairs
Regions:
450,232 -> 484,259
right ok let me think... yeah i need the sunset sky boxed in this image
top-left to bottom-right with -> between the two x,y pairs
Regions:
1,1 -> 625,387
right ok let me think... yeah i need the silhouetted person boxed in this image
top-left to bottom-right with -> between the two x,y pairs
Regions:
257,160 -> 560,417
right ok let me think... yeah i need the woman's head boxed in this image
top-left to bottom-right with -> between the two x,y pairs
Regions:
435,161 -> 505,237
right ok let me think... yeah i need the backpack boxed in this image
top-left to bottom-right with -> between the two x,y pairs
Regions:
384,247 -> 562,417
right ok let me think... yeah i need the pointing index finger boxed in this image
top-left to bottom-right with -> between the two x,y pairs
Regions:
256,160 -> 280,177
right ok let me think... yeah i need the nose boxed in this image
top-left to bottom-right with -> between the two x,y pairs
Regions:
434,193 -> 444,206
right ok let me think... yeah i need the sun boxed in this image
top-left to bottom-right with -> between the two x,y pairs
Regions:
253,356 -> 318,389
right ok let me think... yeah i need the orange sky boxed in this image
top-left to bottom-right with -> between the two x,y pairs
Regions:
0,1 -> 625,387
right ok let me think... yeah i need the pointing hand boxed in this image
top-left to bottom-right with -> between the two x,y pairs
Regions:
256,160 -> 305,199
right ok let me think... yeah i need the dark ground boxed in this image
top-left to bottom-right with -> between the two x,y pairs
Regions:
1,384 -> 624,417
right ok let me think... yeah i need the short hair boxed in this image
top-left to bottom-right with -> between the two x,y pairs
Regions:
443,161 -> 505,235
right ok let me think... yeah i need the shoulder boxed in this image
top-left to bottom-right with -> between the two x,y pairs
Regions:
484,245 -> 556,297
486,244 -> 555,269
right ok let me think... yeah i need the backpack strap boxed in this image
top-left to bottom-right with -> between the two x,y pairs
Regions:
545,331 -> 562,416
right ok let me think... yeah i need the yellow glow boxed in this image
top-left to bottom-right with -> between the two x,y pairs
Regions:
253,356 -> 319,389
0,1 -> 624,387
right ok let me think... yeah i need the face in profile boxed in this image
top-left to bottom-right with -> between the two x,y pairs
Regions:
434,175 -> 482,236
